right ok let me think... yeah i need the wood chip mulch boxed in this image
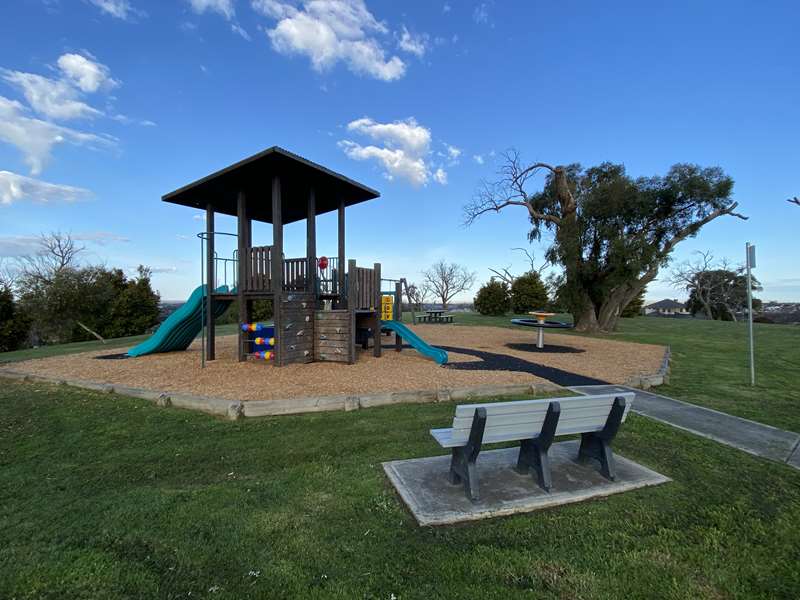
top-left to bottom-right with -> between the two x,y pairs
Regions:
10,325 -> 665,402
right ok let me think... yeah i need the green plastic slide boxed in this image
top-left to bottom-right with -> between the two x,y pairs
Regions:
127,285 -> 233,357
380,320 -> 448,365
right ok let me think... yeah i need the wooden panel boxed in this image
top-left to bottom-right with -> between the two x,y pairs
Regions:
451,405 -> 619,431
283,257 -> 308,291
452,393 -> 634,419
315,323 -> 349,331
315,309 -> 352,363
316,339 -> 352,348
446,393 -> 635,445
316,332 -> 350,341
314,310 -> 350,321
276,285 -> 314,366
316,351 -> 350,363
241,245 -> 273,292
282,312 -> 314,322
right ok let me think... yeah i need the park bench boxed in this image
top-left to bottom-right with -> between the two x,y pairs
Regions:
430,392 -> 635,501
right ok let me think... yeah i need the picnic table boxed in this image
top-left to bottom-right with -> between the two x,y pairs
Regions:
416,310 -> 454,324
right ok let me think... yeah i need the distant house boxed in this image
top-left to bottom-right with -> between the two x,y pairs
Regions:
644,299 -> 690,317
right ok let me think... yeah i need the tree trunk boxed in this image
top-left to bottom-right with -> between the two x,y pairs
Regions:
573,299 -> 600,332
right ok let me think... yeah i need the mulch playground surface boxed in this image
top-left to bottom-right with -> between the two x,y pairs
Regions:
9,325 -> 664,402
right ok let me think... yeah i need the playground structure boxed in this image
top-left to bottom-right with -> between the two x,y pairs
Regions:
511,312 -> 573,349
130,146 -> 446,367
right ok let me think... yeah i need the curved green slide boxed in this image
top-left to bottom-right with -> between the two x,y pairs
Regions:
127,285 -> 233,357
380,320 -> 448,365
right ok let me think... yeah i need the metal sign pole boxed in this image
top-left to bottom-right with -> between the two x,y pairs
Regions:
746,242 -> 755,386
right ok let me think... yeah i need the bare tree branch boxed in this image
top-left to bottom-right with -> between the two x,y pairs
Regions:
463,149 -> 563,226
15,232 -> 84,285
422,260 -> 477,310
512,247 -> 550,275
788,196 -> 800,207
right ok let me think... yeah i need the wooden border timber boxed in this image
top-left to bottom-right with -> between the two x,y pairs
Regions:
0,367 -> 563,420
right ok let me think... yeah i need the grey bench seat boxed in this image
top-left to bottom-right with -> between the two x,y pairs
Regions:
430,392 -> 635,501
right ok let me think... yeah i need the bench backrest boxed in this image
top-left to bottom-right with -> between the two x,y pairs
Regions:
448,393 -> 635,446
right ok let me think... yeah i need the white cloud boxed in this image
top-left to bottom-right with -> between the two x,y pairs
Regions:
57,53 -> 118,93
192,214 -> 206,221
0,231 -> 129,257
340,140 -> 428,186
87,0 -> 140,20
473,154 -> 484,165
1,52 -> 117,121
473,2 -> 489,24
73,232 -> 130,244
339,116 -> 448,187
149,266 -> 178,273
0,170 -> 91,206
255,0 -> 406,81
187,1 -> 253,41
397,26 -> 428,58
231,23 -> 252,40
347,117 -> 431,155
187,0 -> 235,19
111,114 -> 157,126
442,3 -> 451,13
445,144 -> 461,161
0,235 -> 40,257
0,95 -> 116,175
1,70 -> 101,120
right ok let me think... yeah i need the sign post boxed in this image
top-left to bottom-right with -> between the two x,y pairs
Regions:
381,294 -> 394,321
745,243 -> 756,386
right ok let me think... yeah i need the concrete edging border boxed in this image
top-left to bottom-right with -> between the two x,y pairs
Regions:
624,345 -> 671,389
0,367 -> 563,420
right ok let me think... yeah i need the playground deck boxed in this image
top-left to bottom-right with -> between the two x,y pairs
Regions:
11,326 -> 665,404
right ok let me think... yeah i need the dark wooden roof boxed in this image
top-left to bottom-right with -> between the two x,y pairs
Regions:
646,299 -> 686,310
162,146 -> 380,224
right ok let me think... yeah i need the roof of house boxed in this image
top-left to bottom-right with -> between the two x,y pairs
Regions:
646,299 -> 686,310
162,146 -> 380,225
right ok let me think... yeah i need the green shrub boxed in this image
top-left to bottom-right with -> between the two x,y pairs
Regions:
510,272 -> 549,314
621,288 -> 646,318
0,287 -> 31,352
474,280 -> 510,316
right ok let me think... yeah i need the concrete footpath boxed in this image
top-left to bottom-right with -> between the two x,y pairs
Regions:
569,384 -> 800,471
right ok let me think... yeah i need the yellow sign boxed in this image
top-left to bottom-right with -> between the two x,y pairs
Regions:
381,295 -> 394,320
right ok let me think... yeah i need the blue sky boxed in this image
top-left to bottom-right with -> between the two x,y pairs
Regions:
1,0 -> 798,302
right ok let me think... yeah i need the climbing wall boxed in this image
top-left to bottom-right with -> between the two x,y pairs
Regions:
278,292 -> 315,365
314,309 -> 354,363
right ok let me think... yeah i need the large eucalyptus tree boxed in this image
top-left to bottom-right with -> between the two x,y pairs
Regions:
465,151 -> 746,332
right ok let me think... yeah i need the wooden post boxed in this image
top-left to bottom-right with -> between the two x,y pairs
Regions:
205,204 -> 216,360
271,176 -> 283,366
394,280 -> 402,352
337,198 -> 346,308
373,262 -> 381,357
347,259 -> 357,311
307,187 -> 316,300
237,191 -> 247,362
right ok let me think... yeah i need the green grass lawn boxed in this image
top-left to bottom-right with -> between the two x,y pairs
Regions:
1,379 -> 799,599
405,312 -> 800,432
0,324 -> 241,364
